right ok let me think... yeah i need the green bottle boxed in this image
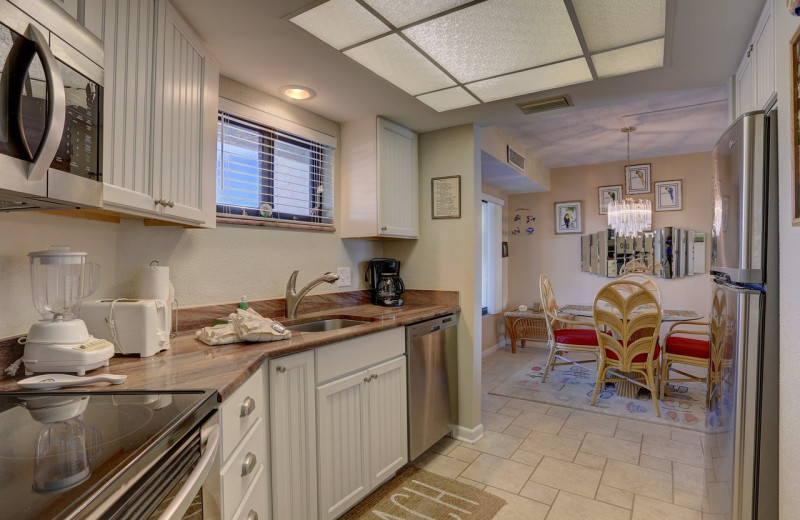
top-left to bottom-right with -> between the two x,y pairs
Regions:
239,295 -> 249,310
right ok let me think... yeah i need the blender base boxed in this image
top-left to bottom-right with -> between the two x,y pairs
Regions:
22,342 -> 114,376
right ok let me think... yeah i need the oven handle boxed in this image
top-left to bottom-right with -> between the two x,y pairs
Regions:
157,423 -> 220,520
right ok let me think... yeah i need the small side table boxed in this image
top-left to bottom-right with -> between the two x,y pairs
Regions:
503,307 -> 547,353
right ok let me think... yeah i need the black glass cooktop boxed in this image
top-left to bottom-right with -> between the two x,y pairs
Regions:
0,390 -> 216,520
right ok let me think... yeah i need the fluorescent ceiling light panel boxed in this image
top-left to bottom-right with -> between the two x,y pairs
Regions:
403,0 -> 583,83
467,59 -> 592,102
592,39 -> 665,79
290,0 -> 389,50
363,0 -> 473,28
573,0 -> 666,53
416,87 -> 478,112
345,34 -> 456,95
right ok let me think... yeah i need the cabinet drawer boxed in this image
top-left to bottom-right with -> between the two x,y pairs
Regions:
220,369 -> 265,463
315,327 -> 404,384
233,464 -> 269,520
221,417 -> 267,520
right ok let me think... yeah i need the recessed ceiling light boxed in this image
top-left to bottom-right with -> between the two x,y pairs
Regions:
283,85 -> 317,100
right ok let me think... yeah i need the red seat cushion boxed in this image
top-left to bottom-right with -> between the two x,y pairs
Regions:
554,328 -> 600,346
604,342 -> 660,363
665,335 -> 710,359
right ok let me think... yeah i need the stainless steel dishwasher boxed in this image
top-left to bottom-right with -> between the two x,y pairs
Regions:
406,314 -> 457,461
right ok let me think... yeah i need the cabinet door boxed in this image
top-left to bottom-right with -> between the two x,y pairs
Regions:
377,117 -> 418,238
102,0 -> 158,212
754,3 -> 774,109
317,370 -> 370,520
269,352 -> 317,520
367,356 -> 408,488
153,0 -> 219,225
735,51 -> 755,117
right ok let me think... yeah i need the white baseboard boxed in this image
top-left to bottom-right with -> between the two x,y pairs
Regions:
451,423 -> 484,444
482,339 -> 509,358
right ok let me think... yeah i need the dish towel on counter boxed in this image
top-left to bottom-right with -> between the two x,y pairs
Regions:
196,308 -> 291,345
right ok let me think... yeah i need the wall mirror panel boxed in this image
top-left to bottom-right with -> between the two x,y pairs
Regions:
580,228 -> 706,279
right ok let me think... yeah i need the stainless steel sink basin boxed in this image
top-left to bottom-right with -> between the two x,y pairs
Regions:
284,318 -> 372,333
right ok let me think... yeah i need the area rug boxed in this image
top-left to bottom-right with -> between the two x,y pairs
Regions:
340,466 -> 505,520
489,347 -> 712,433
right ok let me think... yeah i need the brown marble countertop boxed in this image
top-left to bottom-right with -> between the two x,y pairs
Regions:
0,298 -> 458,401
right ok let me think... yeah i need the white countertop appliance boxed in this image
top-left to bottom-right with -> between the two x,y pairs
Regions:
22,246 -> 114,376
81,298 -> 170,357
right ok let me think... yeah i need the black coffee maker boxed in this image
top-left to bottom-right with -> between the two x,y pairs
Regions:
365,258 -> 405,307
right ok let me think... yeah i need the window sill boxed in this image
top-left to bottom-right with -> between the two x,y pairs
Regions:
217,217 -> 336,232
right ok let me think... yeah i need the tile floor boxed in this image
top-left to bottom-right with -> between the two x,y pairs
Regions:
413,345 -> 719,520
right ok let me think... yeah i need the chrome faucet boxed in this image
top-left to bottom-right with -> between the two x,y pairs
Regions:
285,270 -> 339,318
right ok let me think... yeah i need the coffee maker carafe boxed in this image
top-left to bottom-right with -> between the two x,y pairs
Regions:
365,258 -> 405,307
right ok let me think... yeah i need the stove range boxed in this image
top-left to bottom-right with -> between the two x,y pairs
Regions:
0,390 -> 218,520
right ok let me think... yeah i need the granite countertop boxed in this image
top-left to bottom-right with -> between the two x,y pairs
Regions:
0,293 -> 458,401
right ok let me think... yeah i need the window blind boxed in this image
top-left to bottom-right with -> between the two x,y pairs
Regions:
217,111 -> 335,226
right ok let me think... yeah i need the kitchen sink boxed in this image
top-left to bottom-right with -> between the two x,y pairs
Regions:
283,317 -> 373,333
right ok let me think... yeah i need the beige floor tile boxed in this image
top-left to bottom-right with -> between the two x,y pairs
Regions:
482,410 -> 515,432
671,427 -> 704,446
428,436 -> 460,455
505,398 -> 551,415
510,448 -> 543,468
674,489 -> 705,511
673,462 -> 707,493
601,459 -> 673,502
484,486 -> 550,520
564,410 -> 619,436
497,406 -> 523,417
519,430 -> 581,462
574,451 -> 606,470
519,481 -> 559,505
642,435 -> 709,468
705,469 -> 716,483
469,430 -> 523,458
615,428 -> 643,443
460,453 -> 534,493
617,417 -> 671,439
449,445 -> 481,463
511,410 -> 566,434
482,394 -> 511,412
414,452 -> 469,479
596,485 -> 634,509
702,513 -> 726,520
547,491 -> 630,520
545,405 -> 573,418
705,482 -> 732,515
580,432 -> 640,464
632,495 -> 702,520
456,476 -> 486,490
557,427 -> 586,441
503,425 -> 531,438
639,454 -> 672,473
529,457 -> 602,498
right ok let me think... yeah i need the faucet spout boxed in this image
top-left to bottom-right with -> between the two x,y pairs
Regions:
285,270 -> 340,318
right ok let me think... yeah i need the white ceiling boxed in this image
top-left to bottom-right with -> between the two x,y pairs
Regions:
171,0 -> 765,187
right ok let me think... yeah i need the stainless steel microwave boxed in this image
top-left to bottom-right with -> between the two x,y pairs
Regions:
0,0 -> 103,211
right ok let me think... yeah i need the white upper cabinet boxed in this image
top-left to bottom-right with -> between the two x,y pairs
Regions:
341,116 -> 418,239
735,0 -> 774,117
103,0 -> 218,227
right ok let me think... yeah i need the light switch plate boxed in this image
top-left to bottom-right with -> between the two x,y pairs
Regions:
337,267 -> 352,287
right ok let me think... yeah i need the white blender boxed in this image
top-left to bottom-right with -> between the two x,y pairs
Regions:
22,246 -> 114,376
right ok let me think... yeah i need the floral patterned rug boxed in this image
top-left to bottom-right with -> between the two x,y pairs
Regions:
489,348 -> 712,433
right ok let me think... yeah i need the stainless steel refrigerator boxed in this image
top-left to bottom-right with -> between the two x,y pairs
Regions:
709,109 -> 778,519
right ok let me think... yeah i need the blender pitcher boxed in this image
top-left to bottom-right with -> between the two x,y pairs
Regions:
29,246 -> 100,321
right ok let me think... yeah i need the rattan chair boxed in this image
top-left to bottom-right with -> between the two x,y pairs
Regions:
591,279 -> 663,416
539,274 -> 600,383
508,303 -> 547,351
618,273 -> 662,304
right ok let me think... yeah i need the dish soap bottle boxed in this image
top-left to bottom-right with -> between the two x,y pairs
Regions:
239,295 -> 249,311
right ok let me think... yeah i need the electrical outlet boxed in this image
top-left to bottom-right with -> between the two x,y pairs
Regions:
337,267 -> 352,287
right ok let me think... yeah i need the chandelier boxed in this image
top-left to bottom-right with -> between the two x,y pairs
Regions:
608,127 -> 652,237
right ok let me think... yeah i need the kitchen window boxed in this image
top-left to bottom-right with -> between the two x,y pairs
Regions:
216,100 -> 335,228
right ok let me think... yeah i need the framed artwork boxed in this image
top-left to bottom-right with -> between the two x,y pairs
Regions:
554,201 -> 583,234
625,163 -> 651,194
431,175 -> 461,219
598,185 -> 623,214
792,24 -> 800,225
655,180 -> 683,211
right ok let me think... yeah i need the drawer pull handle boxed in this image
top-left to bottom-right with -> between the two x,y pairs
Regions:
246,511 -> 258,520
240,397 -> 256,417
242,453 -> 257,476
276,366 -> 286,373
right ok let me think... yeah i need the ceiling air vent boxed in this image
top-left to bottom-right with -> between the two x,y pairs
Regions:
517,95 -> 573,114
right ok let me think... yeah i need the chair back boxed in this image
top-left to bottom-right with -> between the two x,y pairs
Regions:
618,274 -> 662,304
710,288 -> 728,372
593,279 -> 662,371
539,274 -> 564,339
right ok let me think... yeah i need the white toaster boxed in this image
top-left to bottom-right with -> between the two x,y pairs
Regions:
81,299 -> 170,357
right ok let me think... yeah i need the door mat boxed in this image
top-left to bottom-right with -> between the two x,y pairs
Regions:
489,347 -> 714,433
339,466 -> 505,520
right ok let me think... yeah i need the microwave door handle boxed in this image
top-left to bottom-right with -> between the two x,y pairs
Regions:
157,423 -> 220,520
24,25 -> 65,183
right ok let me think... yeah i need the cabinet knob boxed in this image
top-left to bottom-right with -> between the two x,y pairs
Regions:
276,366 -> 287,373
747,43 -> 753,57
381,226 -> 388,231
246,511 -> 258,520
240,396 -> 256,417
242,452 -> 257,476
155,198 -> 163,206
364,376 -> 371,383
371,373 -> 378,380
166,200 -> 175,208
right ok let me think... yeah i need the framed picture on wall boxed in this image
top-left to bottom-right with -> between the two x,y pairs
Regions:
554,201 -> 583,234
598,185 -> 623,214
655,180 -> 683,211
625,163 -> 651,194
